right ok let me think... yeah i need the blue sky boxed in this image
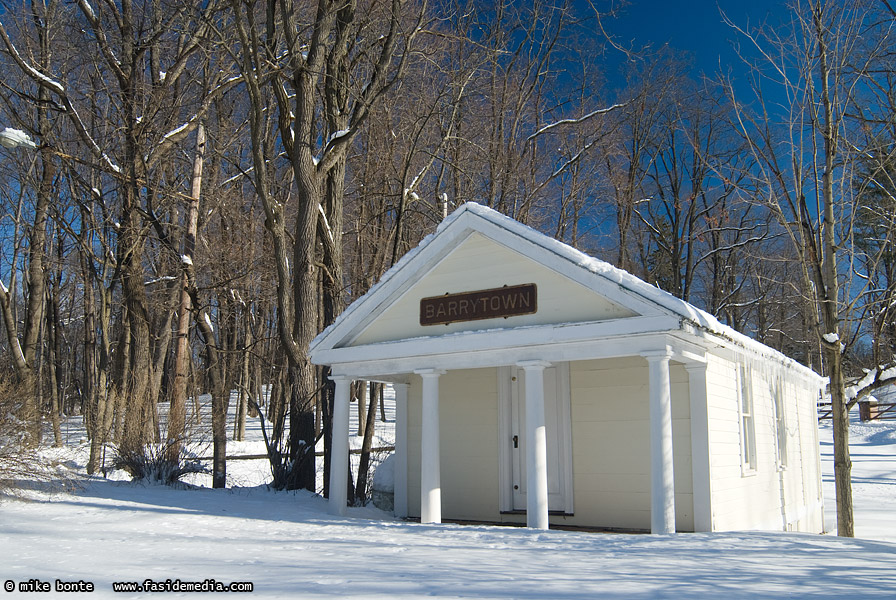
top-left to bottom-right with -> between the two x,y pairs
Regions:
608,0 -> 784,77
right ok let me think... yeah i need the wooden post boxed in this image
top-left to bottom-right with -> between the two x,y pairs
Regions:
859,401 -> 870,422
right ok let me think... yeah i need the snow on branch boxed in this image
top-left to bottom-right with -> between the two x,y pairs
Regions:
526,102 -> 628,142
220,149 -> 290,187
146,75 -> 242,168
145,276 -> 177,286
0,24 -> 65,95
78,0 -> 96,21
161,122 -> 191,143
844,363 -> 896,403
317,203 -> 334,246
0,20 -> 121,174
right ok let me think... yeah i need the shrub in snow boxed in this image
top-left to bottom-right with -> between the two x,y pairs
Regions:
113,439 -> 208,486
0,379 -> 66,494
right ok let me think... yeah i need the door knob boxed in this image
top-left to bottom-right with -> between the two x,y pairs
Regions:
512,435 -> 519,448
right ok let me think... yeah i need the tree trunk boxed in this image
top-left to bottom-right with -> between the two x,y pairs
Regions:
195,310 -> 227,488
285,81 -> 323,491
235,333 -> 250,442
168,122 -> 205,461
117,189 -> 154,456
357,380 -> 367,437
354,381 -> 380,504
47,283 -> 62,447
814,1 -> 853,537
82,218 -> 101,473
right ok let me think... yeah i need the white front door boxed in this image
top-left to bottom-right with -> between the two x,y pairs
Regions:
501,363 -> 573,514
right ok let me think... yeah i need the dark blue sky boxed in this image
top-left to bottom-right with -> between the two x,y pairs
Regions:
609,0 -> 785,77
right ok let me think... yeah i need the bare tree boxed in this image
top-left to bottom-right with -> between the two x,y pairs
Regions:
725,0 -> 895,536
0,1 -> 62,443
229,0 -> 425,492
0,0 -> 235,474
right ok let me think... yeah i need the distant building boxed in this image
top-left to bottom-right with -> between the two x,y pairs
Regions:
311,203 -> 825,533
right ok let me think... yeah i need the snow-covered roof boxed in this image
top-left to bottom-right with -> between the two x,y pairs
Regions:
312,202 -> 821,381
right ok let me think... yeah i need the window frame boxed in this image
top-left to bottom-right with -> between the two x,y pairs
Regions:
738,365 -> 757,474
773,376 -> 787,470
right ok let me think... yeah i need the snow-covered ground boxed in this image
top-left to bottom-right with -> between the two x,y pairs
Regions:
2,402 -> 895,598
820,419 -> 896,542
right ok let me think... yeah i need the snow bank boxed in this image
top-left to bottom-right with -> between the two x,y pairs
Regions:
372,453 -> 395,493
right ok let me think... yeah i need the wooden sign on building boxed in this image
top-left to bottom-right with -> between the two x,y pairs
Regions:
420,283 -> 537,326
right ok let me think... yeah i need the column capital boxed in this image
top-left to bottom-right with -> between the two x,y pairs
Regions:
641,349 -> 673,362
328,374 -> 354,382
683,361 -> 708,374
414,368 -> 446,377
517,360 -> 552,371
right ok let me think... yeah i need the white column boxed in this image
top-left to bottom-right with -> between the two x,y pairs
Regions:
686,362 -> 713,532
393,382 -> 410,518
519,360 -> 551,530
328,375 -> 353,516
644,350 -> 676,534
415,369 -> 445,524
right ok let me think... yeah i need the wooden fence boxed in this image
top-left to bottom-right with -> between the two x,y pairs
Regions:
859,401 -> 896,421
817,401 -> 896,421
197,445 -> 396,462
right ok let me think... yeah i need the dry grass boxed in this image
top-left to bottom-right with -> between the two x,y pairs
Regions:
0,378 -> 75,496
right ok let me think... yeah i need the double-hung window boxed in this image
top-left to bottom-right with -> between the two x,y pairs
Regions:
738,365 -> 757,472
773,377 -> 787,469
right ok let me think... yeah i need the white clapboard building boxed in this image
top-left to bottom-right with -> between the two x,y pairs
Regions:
310,203 -> 825,534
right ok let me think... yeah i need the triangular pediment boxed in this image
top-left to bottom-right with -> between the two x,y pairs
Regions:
310,204 -> 686,358
349,232 -> 638,345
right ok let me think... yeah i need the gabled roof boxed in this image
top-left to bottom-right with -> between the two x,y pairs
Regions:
310,202 -> 821,381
